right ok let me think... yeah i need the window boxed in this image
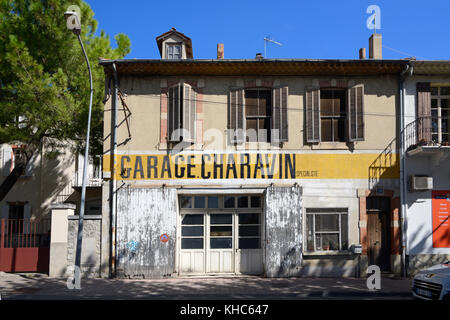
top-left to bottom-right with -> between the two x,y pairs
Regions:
8,204 -> 24,234
245,89 -> 272,142
210,214 -> 233,249
238,213 -> 261,249
306,208 -> 348,252
168,83 -> 196,142
166,43 -> 182,59
305,84 -> 364,143
228,86 -> 288,144
320,89 -> 346,142
181,214 -> 204,249
431,86 -> 449,144
2,145 -> 28,177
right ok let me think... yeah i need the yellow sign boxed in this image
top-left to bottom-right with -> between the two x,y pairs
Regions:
103,153 -> 399,180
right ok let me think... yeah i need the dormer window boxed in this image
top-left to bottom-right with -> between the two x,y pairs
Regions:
166,43 -> 182,60
156,28 -> 193,60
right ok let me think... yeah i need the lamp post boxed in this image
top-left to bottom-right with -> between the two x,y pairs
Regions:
64,10 -> 93,288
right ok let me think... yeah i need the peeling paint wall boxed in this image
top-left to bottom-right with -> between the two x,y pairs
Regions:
265,186 -> 303,277
116,187 -> 177,278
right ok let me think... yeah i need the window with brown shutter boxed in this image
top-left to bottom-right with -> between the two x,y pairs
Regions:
347,84 -> 365,141
272,86 -> 288,142
416,82 -> 432,143
228,88 -> 245,144
320,89 -> 346,142
245,89 -> 272,142
305,84 -> 365,143
305,87 -> 320,143
168,83 -> 196,142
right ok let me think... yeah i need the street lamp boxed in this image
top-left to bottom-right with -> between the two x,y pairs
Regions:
64,9 -> 93,289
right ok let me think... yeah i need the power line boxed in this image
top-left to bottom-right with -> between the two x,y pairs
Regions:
123,93 -> 404,119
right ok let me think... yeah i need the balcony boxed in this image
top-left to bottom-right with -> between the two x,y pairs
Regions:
405,116 -> 450,157
73,155 -> 102,187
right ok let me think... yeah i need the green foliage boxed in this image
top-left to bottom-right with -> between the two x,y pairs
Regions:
0,0 -> 131,156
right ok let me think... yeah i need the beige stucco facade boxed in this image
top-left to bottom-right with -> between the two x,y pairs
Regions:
99,56 -> 406,278
103,75 -> 398,154
0,140 -> 77,221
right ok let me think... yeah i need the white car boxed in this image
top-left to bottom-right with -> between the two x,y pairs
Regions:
412,260 -> 450,300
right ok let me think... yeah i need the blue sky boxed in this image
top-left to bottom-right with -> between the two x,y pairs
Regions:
87,0 -> 450,60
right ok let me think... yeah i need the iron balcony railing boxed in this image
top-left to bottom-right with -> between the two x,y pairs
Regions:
405,116 -> 450,152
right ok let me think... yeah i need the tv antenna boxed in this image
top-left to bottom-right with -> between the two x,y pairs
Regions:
264,36 -> 282,58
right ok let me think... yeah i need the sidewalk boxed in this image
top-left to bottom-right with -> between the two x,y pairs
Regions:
0,272 -> 413,300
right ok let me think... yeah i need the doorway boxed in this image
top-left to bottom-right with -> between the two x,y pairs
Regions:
366,197 -> 391,271
178,195 -> 264,275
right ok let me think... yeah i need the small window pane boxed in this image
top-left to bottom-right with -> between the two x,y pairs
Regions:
440,87 -> 449,95
250,196 -> 261,208
182,226 -> 203,236
224,196 -> 235,208
181,238 -> 203,249
210,238 -> 232,249
441,99 -> 449,108
194,196 -> 205,208
239,213 -> 259,225
210,226 -> 232,236
208,196 -> 219,208
258,119 -> 269,142
336,118 -> 346,142
431,87 -> 439,95
180,196 -> 192,208
321,119 -> 332,142
210,214 -> 232,225
315,214 -> 339,232
239,238 -> 260,249
431,99 -> 438,108
182,214 -> 203,225
245,91 -> 258,116
237,196 -> 248,208
246,119 -> 258,142
258,90 -> 271,116
239,226 -> 260,236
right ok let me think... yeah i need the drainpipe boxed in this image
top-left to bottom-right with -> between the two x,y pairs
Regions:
399,61 -> 414,278
110,62 -> 119,277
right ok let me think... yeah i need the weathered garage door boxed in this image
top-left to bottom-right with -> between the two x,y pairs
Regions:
116,187 -> 177,278
265,186 -> 303,277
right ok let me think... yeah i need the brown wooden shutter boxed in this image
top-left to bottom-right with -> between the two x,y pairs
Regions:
348,84 -> 364,141
168,84 -> 181,141
416,82 -> 432,143
272,86 -> 288,142
305,87 -> 320,143
182,83 -> 196,142
228,88 -> 245,144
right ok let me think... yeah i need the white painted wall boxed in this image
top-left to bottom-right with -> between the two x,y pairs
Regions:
404,77 -> 450,256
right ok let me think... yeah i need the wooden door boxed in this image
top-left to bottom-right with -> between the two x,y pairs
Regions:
367,211 -> 390,271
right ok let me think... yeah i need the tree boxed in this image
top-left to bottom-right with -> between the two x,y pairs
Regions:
0,0 -> 131,200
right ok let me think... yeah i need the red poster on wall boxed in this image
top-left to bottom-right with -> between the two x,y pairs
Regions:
432,191 -> 450,248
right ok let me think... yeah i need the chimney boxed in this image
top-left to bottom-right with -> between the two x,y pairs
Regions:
359,48 -> 366,59
369,33 -> 382,59
217,43 -> 224,59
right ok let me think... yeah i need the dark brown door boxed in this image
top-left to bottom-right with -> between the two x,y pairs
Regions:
367,211 -> 390,271
366,197 -> 391,272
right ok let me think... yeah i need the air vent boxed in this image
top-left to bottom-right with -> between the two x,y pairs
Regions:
410,176 -> 433,191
